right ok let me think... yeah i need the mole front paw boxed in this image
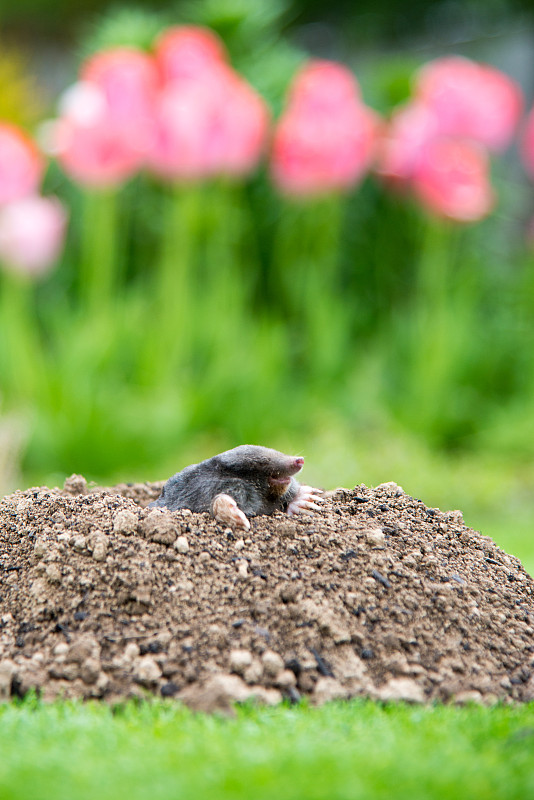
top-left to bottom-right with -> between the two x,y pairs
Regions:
211,493 -> 251,531
287,485 -> 324,516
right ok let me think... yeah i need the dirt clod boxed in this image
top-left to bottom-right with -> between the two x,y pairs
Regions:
0,479 -> 532,710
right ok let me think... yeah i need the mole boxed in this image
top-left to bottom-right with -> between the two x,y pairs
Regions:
149,444 -> 324,530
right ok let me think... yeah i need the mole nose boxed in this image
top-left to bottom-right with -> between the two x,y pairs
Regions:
294,457 -> 304,469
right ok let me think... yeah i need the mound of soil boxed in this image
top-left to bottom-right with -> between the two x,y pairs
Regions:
0,476 -> 533,711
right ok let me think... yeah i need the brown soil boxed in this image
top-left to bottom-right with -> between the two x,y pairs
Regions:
0,475 -> 533,712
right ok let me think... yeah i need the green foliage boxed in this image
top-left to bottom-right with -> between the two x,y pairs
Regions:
182,0 -> 291,40
0,699 -> 533,800
3,167 -> 534,496
79,6 -> 170,56
2,0 -> 531,45
0,45 -> 43,127
181,0 -> 306,109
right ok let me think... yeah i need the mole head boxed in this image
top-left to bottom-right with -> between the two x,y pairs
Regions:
216,445 -> 304,491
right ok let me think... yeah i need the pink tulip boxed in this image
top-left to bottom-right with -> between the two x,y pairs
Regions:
82,46 -> 159,131
412,138 -> 494,222
271,60 -> 379,197
415,56 -> 523,152
155,25 -> 227,83
214,71 -> 270,177
0,195 -> 67,276
147,63 -> 269,181
288,60 -> 362,112
521,106 -> 534,180
0,123 -> 45,205
51,47 -> 160,189
53,81 -> 148,188
376,102 -> 439,183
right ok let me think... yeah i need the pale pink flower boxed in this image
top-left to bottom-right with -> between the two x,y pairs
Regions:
53,81 -> 148,189
412,138 -> 494,222
155,25 -> 227,83
0,123 -> 45,205
147,63 -> 269,181
0,195 -> 68,276
271,61 -> 379,197
57,81 -> 108,127
521,106 -> 534,180
415,56 -> 523,152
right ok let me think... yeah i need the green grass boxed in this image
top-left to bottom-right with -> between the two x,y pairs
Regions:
0,699 -> 533,799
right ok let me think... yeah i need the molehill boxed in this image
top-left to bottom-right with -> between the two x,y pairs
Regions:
0,476 -> 533,712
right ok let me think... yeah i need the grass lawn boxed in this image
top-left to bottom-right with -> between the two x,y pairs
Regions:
0,699 -> 533,800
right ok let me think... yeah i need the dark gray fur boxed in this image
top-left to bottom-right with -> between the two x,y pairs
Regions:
149,445 -> 301,517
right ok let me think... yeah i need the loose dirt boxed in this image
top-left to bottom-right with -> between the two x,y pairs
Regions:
0,476 -> 533,711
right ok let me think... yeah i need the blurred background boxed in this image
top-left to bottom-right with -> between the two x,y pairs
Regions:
1,0 -> 533,571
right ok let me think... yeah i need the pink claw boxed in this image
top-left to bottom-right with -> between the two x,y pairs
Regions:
211,493 -> 250,531
287,485 -> 324,517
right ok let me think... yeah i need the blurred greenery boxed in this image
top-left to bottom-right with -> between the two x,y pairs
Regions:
0,46 -> 43,127
1,0 -> 533,46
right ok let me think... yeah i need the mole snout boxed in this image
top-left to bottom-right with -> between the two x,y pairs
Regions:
284,456 -> 304,476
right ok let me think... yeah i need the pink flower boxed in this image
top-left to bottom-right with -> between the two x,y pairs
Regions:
270,60 -> 379,197
51,46 -> 160,189
412,138 -> 494,222
53,81 -> 149,189
376,58 -> 512,222
415,56 -> 523,152
0,123 -> 45,205
82,46 -> 159,131
376,102 -> 439,183
288,60 -> 362,112
155,25 -> 227,83
147,63 -> 269,181
148,26 -> 267,181
0,195 -> 68,276
521,106 -> 534,180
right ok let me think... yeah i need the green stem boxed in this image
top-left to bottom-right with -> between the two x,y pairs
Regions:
272,196 -> 344,382
141,184 -> 201,385
201,182 -> 249,362
0,270 -> 48,404
517,249 -> 534,392
407,217 -> 460,436
179,181 -> 260,431
79,190 -> 120,318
